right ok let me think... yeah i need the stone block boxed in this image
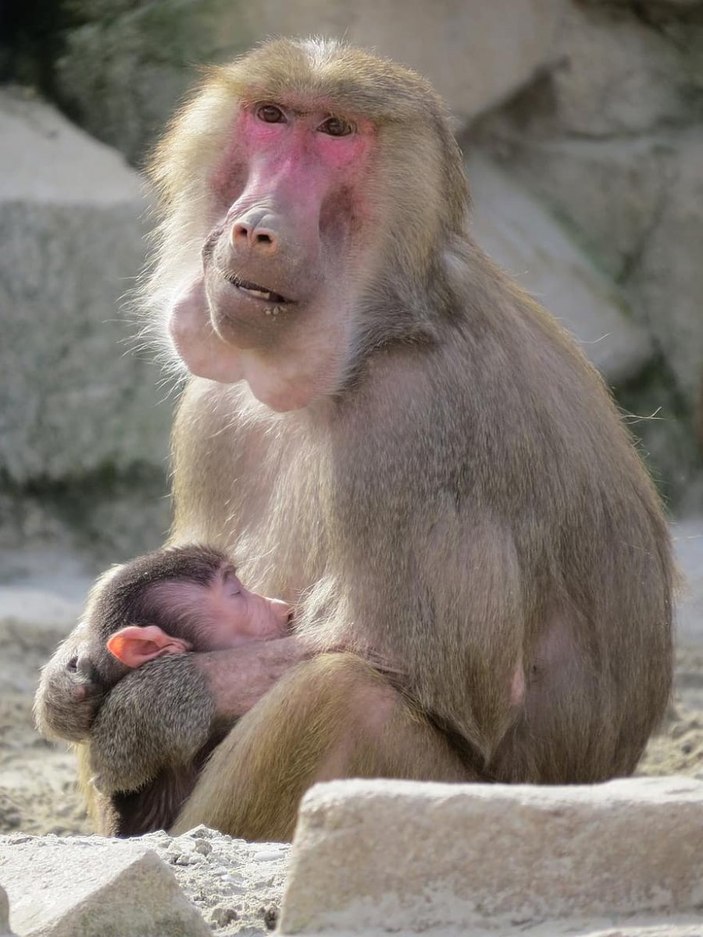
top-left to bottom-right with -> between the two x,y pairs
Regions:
243,0 -> 565,127
56,0 -> 564,163
582,0 -> 702,8
476,136 -> 672,283
0,834 -> 210,937
0,88 -> 171,485
549,5 -> 689,137
633,131 -> 703,405
672,515 -> 703,645
469,152 -> 652,384
281,776 -> 703,935
0,886 -> 15,937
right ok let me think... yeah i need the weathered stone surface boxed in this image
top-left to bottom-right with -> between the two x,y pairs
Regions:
673,515 -> 703,645
247,0 -> 565,126
281,776 -> 703,935
498,144 -> 703,423
583,0 -> 703,7
474,135 -> 673,282
57,0 -> 564,163
468,152 -> 652,384
0,835 -> 210,937
0,88 -> 171,486
56,4 -> 222,166
633,132 -> 703,405
0,829 -> 289,937
548,4 -> 692,137
0,886 -> 15,937
63,0 -> 145,15
473,132 -> 703,497
475,2 -> 703,140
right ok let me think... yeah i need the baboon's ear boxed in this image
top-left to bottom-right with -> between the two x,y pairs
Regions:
107,625 -> 191,668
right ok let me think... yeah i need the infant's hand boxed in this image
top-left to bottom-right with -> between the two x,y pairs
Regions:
34,648 -> 106,743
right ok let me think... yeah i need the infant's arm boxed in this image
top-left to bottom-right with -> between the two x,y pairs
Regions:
87,654 -> 215,794
88,636 -> 311,794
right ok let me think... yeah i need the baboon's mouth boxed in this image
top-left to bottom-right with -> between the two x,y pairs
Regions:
225,273 -> 292,305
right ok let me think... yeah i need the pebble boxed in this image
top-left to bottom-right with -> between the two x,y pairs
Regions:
209,905 -> 239,927
253,849 -> 287,862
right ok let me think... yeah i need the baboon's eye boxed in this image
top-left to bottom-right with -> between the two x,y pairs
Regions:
256,103 -> 286,124
318,116 -> 354,137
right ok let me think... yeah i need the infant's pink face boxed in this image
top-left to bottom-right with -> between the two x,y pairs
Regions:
201,565 -> 292,649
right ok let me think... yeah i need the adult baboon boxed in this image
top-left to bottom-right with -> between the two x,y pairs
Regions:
36,38 -> 672,842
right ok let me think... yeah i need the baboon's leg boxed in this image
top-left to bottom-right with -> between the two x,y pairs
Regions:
171,653 -> 474,841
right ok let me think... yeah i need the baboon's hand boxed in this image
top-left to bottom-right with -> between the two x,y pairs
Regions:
34,648 -> 106,742
193,635 -> 315,719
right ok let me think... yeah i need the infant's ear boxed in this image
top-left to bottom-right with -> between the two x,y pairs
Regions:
107,625 -> 191,668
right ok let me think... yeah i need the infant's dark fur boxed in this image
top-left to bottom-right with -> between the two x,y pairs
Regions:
36,545 -> 233,836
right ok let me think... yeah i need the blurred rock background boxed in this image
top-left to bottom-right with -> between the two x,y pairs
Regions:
0,0 -> 702,570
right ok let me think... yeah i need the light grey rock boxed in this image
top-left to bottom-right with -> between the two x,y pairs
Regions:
0,89 -> 141,205
471,1 -> 703,414
0,886 -> 16,937
474,136 -> 673,283
0,828 -> 289,937
281,776 -> 703,935
244,0 -> 565,127
0,835 -> 210,937
514,921 -> 703,936
468,152 -> 652,384
548,5 -> 690,137
633,131 -> 703,405
57,0 -> 564,163
0,88 -> 171,485
56,6 -> 217,166
674,515 -> 703,646
474,2 -> 703,141
0,588 -> 83,635
62,0 -> 147,16
0,549 -> 94,695
583,0 -> 703,8
0,546 -> 93,634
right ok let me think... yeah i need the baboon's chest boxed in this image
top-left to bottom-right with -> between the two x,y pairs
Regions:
223,417 -> 336,604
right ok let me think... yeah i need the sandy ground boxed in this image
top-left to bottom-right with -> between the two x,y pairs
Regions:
0,521 -> 701,838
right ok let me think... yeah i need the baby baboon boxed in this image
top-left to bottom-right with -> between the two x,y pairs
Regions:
35,545 -> 291,835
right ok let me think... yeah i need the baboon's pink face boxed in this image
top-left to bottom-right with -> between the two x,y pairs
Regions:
168,100 -> 376,410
